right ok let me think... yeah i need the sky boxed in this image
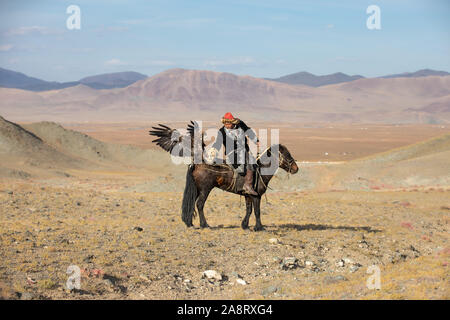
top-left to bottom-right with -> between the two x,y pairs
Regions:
0,0 -> 449,82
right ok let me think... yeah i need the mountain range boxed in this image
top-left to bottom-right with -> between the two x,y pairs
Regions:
266,71 -> 365,87
1,67 -> 448,91
267,69 -> 449,86
0,67 -> 449,124
379,69 -> 450,79
0,68 -> 148,91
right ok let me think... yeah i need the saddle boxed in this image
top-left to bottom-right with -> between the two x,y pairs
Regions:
205,150 -> 259,194
209,163 -> 260,194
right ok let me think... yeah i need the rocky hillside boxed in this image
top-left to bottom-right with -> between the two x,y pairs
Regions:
0,116 -> 180,179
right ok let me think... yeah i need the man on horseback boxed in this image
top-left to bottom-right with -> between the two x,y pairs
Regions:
149,119 -> 298,229
209,112 -> 259,196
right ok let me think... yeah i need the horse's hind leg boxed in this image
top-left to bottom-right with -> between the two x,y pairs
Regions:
241,196 -> 253,229
252,196 -> 264,231
196,189 -> 211,228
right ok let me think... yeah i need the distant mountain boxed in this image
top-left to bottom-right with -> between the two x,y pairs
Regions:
0,68 -> 147,91
380,69 -> 450,79
268,69 -> 450,87
0,68 -> 78,91
3,66 -> 449,91
1,68 -> 450,124
79,71 -> 148,89
267,71 -> 365,87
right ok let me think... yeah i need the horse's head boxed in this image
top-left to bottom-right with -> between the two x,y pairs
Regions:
277,144 -> 298,174
259,144 -> 298,174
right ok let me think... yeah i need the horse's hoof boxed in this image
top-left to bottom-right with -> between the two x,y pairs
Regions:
200,224 -> 210,229
241,224 -> 249,230
254,225 -> 265,231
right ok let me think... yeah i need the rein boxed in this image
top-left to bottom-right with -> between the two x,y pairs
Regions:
257,146 -> 296,175
195,145 -> 295,196
278,150 -> 296,176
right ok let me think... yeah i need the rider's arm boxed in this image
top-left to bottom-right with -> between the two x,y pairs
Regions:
239,120 -> 259,144
211,129 -> 223,151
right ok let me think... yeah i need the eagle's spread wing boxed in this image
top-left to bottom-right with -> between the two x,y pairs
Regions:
149,121 -> 204,157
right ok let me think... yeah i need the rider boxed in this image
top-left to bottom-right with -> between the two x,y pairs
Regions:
209,112 -> 259,196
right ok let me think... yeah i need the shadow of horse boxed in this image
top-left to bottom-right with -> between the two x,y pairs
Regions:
201,223 -> 381,233
208,224 -> 241,230
275,223 -> 382,233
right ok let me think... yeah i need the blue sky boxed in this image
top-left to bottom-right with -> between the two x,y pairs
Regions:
0,0 -> 449,81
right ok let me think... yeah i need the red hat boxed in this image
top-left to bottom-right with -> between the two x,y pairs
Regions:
222,112 -> 240,124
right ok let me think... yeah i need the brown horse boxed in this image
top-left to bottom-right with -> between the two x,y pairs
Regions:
149,122 -> 299,231
181,144 -> 298,230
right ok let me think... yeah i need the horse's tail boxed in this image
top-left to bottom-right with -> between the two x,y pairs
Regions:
181,164 -> 198,227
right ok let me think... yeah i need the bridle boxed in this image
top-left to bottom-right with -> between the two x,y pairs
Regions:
256,146 -> 296,174
278,150 -> 296,174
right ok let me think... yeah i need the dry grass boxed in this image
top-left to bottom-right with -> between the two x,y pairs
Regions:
1,176 -> 448,300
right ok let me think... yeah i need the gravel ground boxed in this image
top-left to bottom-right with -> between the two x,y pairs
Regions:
0,177 -> 448,300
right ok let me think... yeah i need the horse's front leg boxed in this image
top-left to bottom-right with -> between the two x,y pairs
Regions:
196,189 -> 211,228
252,196 -> 264,231
241,196 -> 253,229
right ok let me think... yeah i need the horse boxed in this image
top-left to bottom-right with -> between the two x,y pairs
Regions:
181,144 -> 298,231
149,122 -> 299,231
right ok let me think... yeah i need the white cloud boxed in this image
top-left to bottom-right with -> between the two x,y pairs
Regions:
4,26 -> 63,36
0,44 -> 13,51
105,58 -> 127,66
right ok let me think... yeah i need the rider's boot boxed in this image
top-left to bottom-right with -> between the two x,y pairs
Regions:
243,169 -> 258,196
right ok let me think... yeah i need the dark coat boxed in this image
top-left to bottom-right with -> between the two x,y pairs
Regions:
211,120 -> 259,168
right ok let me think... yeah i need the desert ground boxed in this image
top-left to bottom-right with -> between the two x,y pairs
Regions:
63,121 -> 449,161
0,118 -> 449,300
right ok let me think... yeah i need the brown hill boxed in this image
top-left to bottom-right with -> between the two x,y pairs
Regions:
22,121 -> 173,170
0,115 -> 83,177
0,68 -> 449,123
302,133 -> 450,191
0,115 -> 182,179
407,95 -> 450,114
88,68 -> 316,120
264,132 -> 450,192
1,114 -> 448,191
38,84 -> 101,102
329,76 -> 450,98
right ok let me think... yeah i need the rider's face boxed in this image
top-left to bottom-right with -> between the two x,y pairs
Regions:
224,122 -> 234,129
